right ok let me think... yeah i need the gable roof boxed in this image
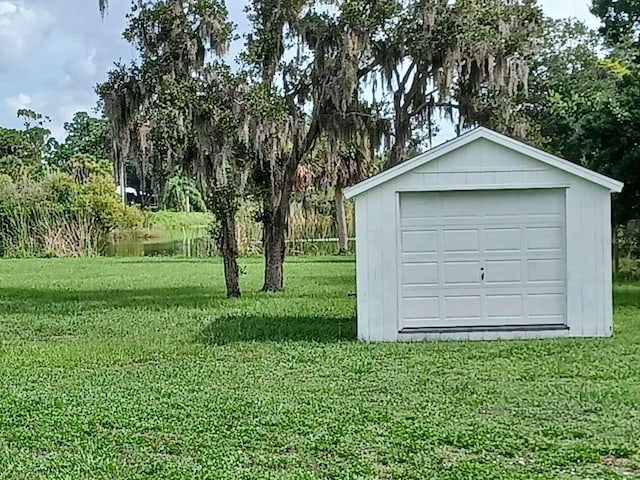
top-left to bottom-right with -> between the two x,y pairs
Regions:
344,127 -> 624,199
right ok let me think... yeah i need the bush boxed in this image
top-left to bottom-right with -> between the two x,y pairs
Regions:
616,257 -> 640,281
0,171 -> 142,258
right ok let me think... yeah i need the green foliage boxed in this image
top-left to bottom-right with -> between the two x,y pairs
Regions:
591,0 -> 640,54
522,18 -> 640,226
576,69 -> 640,225
0,257 -> 639,477
0,170 -> 142,258
616,257 -> 640,281
0,128 -> 40,180
164,175 -> 207,212
16,109 -> 57,162
142,210 -> 213,233
525,19 -> 614,154
51,112 -> 110,169
67,153 -> 113,184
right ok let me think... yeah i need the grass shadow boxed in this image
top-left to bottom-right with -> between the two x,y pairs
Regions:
0,287 -> 227,315
0,285 -> 354,316
197,314 -> 357,345
613,282 -> 640,308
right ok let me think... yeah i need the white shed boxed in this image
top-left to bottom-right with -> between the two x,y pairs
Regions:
345,127 -> 624,342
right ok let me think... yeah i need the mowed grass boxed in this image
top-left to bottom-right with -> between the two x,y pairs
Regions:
0,258 -> 639,479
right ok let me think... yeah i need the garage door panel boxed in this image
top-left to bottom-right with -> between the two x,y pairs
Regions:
528,293 -> 564,315
481,195 -> 521,218
403,263 -> 438,286
486,294 -> 523,317
441,195 -> 480,219
444,261 -> 482,285
526,226 -> 564,251
402,230 -> 437,253
444,296 -> 482,319
401,194 -> 439,218
528,259 -> 564,283
442,229 -> 480,252
522,190 -> 564,214
485,260 -> 522,284
403,297 -> 439,319
485,228 -> 521,252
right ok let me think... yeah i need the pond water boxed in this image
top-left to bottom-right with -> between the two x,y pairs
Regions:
105,238 -> 215,257
105,237 -> 355,257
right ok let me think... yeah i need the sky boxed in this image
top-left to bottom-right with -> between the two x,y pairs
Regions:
0,0 -> 600,141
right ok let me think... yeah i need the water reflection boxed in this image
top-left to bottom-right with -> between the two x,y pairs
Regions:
105,238 -> 215,257
105,238 -> 355,257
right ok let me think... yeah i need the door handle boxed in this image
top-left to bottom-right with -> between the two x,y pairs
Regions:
481,267 -> 485,281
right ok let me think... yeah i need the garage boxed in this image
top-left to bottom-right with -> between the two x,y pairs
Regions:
345,127 -> 623,341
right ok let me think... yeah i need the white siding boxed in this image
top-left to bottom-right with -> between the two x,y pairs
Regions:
355,198 -> 369,340
354,137 -> 615,341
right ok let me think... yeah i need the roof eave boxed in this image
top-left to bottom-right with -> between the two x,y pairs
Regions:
344,127 -> 625,198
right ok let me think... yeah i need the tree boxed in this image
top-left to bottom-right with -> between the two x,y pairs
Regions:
520,18 -> 640,273
523,19 -> 617,159
243,0 -> 541,290
16,109 -> 56,163
591,0 -> 640,55
51,112 -> 110,169
98,0 -> 245,297
0,128 -> 38,180
245,0 -> 390,291
364,0 -> 542,167
0,111 -> 55,180
67,153 -> 113,185
98,0 -> 232,207
192,65 -> 260,299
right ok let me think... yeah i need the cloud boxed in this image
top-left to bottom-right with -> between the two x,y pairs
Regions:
64,47 -> 98,82
5,92 -> 31,115
539,0 -> 600,28
0,1 -> 51,75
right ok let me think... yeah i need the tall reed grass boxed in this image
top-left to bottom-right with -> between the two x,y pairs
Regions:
0,205 -> 106,257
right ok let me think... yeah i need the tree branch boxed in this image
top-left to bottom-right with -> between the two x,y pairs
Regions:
358,61 -> 377,79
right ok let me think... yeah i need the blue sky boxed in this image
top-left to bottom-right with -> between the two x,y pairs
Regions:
0,0 -> 599,141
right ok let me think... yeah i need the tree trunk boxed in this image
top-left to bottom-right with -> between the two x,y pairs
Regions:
387,118 -> 410,169
119,160 -> 127,204
262,195 -> 289,292
140,159 -> 147,208
156,177 -> 168,209
335,186 -> 348,253
220,211 -> 241,298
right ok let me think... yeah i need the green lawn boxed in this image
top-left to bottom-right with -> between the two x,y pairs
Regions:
0,257 -> 639,479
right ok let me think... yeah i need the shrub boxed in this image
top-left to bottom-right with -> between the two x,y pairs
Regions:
616,257 -> 640,281
0,171 -> 142,257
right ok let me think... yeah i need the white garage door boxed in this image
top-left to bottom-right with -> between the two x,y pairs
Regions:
399,189 -> 567,330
